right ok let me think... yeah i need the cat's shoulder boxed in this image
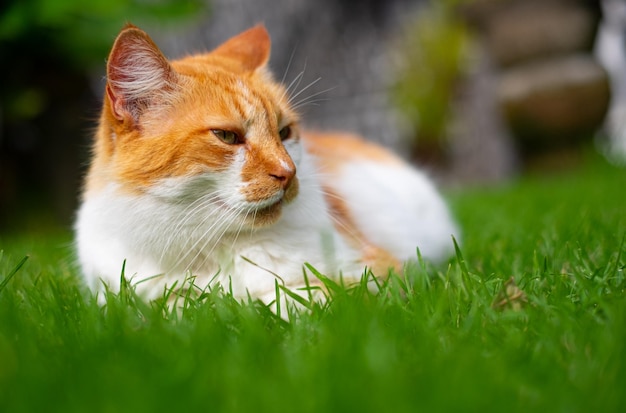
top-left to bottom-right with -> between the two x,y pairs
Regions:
301,131 -> 403,169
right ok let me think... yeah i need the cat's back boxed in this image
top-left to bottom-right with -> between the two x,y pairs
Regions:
302,131 -> 458,263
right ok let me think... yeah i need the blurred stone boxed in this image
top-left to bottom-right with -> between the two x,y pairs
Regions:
499,54 -> 610,147
463,0 -> 600,68
455,0 -> 606,173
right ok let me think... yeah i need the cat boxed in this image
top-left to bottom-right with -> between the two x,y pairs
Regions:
75,24 -> 459,306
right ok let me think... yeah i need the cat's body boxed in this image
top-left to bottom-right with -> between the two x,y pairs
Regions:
75,25 -> 458,302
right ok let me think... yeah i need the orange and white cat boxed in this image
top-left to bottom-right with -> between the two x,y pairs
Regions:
75,24 -> 458,304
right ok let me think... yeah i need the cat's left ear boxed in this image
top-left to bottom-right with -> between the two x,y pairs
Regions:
211,25 -> 271,71
106,24 -> 177,126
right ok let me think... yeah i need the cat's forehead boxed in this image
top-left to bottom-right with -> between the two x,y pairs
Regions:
175,62 -> 295,127
174,57 -> 276,93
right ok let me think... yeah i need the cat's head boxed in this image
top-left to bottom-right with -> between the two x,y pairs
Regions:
95,24 -> 301,228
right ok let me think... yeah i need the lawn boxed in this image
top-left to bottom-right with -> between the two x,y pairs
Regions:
0,149 -> 624,413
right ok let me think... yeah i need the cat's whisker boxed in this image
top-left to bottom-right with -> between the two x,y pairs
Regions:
291,98 -> 328,110
290,86 -> 335,110
280,46 -> 298,89
178,216 -> 233,274
289,189 -> 368,252
311,186 -> 371,249
166,194 -> 237,272
187,201 -> 246,272
229,207 -> 251,251
159,192 -> 227,265
160,193 -> 222,256
185,227 -> 224,274
327,213 -> 369,249
180,192 -> 247,265
282,70 -> 305,103
287,76 -> 322,105
193,204 -> 251,272
249,204 -> 259,235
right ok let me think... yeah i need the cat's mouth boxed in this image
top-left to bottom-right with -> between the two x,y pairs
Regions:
256,198 -> 283,214
250,192 -> 285,211
242,196 -> 286,227
214,192 -> 285,228
224,179 -> 299,227
244,187 -> 298,227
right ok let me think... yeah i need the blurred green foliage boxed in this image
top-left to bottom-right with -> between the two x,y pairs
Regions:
393,0 -> 469,144
0,0 -> 207,122
0,0 -> 206,68
0,0 -> 208,229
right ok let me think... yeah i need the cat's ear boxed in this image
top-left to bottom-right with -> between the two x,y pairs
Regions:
106,24 -> 176,125
211,25 -> 271,71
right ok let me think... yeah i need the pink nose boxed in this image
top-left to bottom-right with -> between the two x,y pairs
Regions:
269,161 -> 296,189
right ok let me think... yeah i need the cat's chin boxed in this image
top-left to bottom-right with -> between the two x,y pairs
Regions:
246,200 -> 284,227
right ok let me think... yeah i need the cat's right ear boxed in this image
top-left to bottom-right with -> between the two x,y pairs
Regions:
106,24 -> 176,126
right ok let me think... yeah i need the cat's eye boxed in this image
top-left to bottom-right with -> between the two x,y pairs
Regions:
212,129 -> 241,145
279,125 -> 292,141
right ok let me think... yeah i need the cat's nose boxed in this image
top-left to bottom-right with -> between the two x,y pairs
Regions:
269,160 -> 296,189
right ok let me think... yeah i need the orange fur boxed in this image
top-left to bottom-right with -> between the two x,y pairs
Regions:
303,131 -> 403,173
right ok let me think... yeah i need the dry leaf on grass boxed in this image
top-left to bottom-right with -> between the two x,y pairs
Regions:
492,276 -> 528,311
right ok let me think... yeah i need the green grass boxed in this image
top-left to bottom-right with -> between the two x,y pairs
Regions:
1,149 -> 625,413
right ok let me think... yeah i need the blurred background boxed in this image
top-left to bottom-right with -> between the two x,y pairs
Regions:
1,0 -> 624,232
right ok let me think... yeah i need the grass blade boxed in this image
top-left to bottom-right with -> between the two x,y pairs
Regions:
304,262 -> 342,295
279,284 -> 314,311
275,279 -> 281,320
0,255 -> 29,293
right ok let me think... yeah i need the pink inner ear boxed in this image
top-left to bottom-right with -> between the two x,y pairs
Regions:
211,25 -> 271,71
105,84 -> 126,121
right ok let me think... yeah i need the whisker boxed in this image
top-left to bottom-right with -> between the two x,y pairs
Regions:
282,70 -> 305,102
290,86 -> 336,110
187,211 -> 241,268
180,202 -> 242,274
303,174 -> 371,250
288,76 -> 322,105
291,97 -> 329,111
229,206 -> 250,251
166,192 -> 237,272
280,46 -> 298,87
159,191 -> 230,264
188,201 -> 246,272
161,193 -> 221,251
250,204 -> 259,235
